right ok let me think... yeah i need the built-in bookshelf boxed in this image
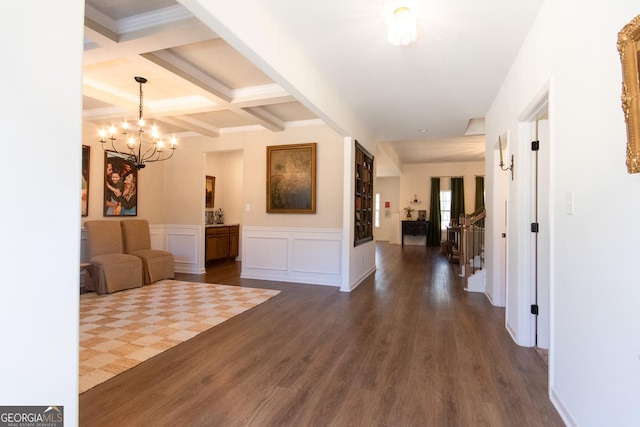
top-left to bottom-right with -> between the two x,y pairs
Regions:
354,141 -> 374,247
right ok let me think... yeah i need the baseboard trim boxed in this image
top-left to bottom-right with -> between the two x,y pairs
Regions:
341,265 -> 376,292
550,386 -> 577,427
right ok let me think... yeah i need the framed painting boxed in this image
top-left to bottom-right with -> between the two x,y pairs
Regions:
618,13 -> 640,173
104,151 -> 138,216
206,175 -> 215,208
266,142 -> 316,213
82,145 -> 90,216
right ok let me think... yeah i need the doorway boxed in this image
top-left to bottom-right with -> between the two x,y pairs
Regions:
525,100 -> 550,350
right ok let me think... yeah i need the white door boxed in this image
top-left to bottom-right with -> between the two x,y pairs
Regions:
535,118 -> 551,349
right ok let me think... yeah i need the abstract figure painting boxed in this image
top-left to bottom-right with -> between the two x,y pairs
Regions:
266,143 -> 316,214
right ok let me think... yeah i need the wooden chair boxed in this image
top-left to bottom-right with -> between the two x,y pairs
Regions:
120,219 -> 175,285
84,220 -> 143,294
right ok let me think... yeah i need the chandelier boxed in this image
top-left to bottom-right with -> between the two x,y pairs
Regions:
99,76 -> 176,169
387,6 -> 417,46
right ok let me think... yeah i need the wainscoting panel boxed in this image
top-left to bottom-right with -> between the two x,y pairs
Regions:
293,238 -> 341,274
243,236 -> 289,271
242,227 -> 342,287
160,225 -> 202,274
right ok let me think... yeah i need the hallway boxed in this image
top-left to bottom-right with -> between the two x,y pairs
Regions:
79,243 -> 563,426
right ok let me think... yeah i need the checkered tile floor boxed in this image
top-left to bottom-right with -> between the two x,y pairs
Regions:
79,280 -> 280,393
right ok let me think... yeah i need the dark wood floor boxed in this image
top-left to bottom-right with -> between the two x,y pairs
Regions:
79,243 -> 564,426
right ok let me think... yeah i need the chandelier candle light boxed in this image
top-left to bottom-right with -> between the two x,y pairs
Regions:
99,76 -> 176,169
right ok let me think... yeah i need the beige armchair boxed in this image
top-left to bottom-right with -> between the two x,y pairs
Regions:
120,219 -> 175,285
84,220 -> 143,294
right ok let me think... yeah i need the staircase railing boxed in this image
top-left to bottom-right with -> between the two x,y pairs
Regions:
459,207 -> 486,278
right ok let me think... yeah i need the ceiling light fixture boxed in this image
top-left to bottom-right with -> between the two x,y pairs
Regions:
387,6 -> 417,46
99,76 -> 176,169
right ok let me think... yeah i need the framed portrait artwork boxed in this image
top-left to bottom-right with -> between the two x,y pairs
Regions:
104,151 -> 138,216
206,175 -> 215,208
266,142 -> 316,213
82,145 -> 90,216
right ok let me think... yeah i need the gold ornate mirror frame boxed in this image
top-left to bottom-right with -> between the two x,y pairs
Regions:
618,13 -> 640,173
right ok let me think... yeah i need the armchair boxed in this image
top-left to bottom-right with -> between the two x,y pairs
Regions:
120,219 -> 175,285
84,220 -> 143,294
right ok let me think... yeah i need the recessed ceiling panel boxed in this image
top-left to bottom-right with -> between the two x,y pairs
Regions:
189,110 -> 256,128
168,39 -> 274,89
84,59 -> 191,101
261,101 -> 317,122
85,0 -> 177,21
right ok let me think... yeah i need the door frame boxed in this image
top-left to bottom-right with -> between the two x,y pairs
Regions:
518,90 -> 551,348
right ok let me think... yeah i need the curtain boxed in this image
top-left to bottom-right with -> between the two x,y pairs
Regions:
475,175 -> 485,227
450,177 -> 465,225
427,177 -> 441,246
475,176 -> 484,210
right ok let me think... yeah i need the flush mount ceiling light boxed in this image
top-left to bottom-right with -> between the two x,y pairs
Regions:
387,5 -> 417,46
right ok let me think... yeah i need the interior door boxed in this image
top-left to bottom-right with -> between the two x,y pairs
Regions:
535,118 -> 551,349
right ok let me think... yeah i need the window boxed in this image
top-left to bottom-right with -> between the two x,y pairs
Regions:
374,193 -> 380,228
440,190 -> 451,230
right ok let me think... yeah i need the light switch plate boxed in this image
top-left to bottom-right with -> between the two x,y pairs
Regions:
565,192 -> 574,215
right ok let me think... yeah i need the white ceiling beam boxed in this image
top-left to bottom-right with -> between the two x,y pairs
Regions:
231,85 -> 295,108
141,51 -> 232,103
239,107 -> 285,132
161,116 -> 220,138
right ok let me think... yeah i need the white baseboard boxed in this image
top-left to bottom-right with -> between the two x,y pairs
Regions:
341,265 -> 375,292
550,387 -> 577,427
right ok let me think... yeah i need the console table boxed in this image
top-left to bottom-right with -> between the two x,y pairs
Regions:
402,221 -> 429,246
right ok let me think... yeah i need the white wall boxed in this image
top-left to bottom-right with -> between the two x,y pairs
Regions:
486,1 -> 640,425
176,126 -> 344,229
374,176 -> 400,241
400,162 -> 485,245
205,150 -> 244,226
161,125 -> 346,278
0,0 -> 83,422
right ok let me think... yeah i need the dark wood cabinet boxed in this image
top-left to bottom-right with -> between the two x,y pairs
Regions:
402,221 -> 429,246
229,226 -> 239,258
206,225 -> 239,263
354,141 -> 374,247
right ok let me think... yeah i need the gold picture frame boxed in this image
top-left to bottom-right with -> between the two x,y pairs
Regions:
82,145 -> 90,216
266,143 -> 316,213
205,175 -> 215,208
618,13 -> 640,173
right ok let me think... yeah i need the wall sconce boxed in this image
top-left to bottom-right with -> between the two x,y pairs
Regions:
498,137 -> 514,180
409,194 -> 422,205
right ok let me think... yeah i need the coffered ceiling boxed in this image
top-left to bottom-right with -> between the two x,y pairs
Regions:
83,0 -> 319,142
82,0 -> 544,173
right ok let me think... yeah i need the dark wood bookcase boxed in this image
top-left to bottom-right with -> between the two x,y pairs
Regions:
354,141 -> 374,246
